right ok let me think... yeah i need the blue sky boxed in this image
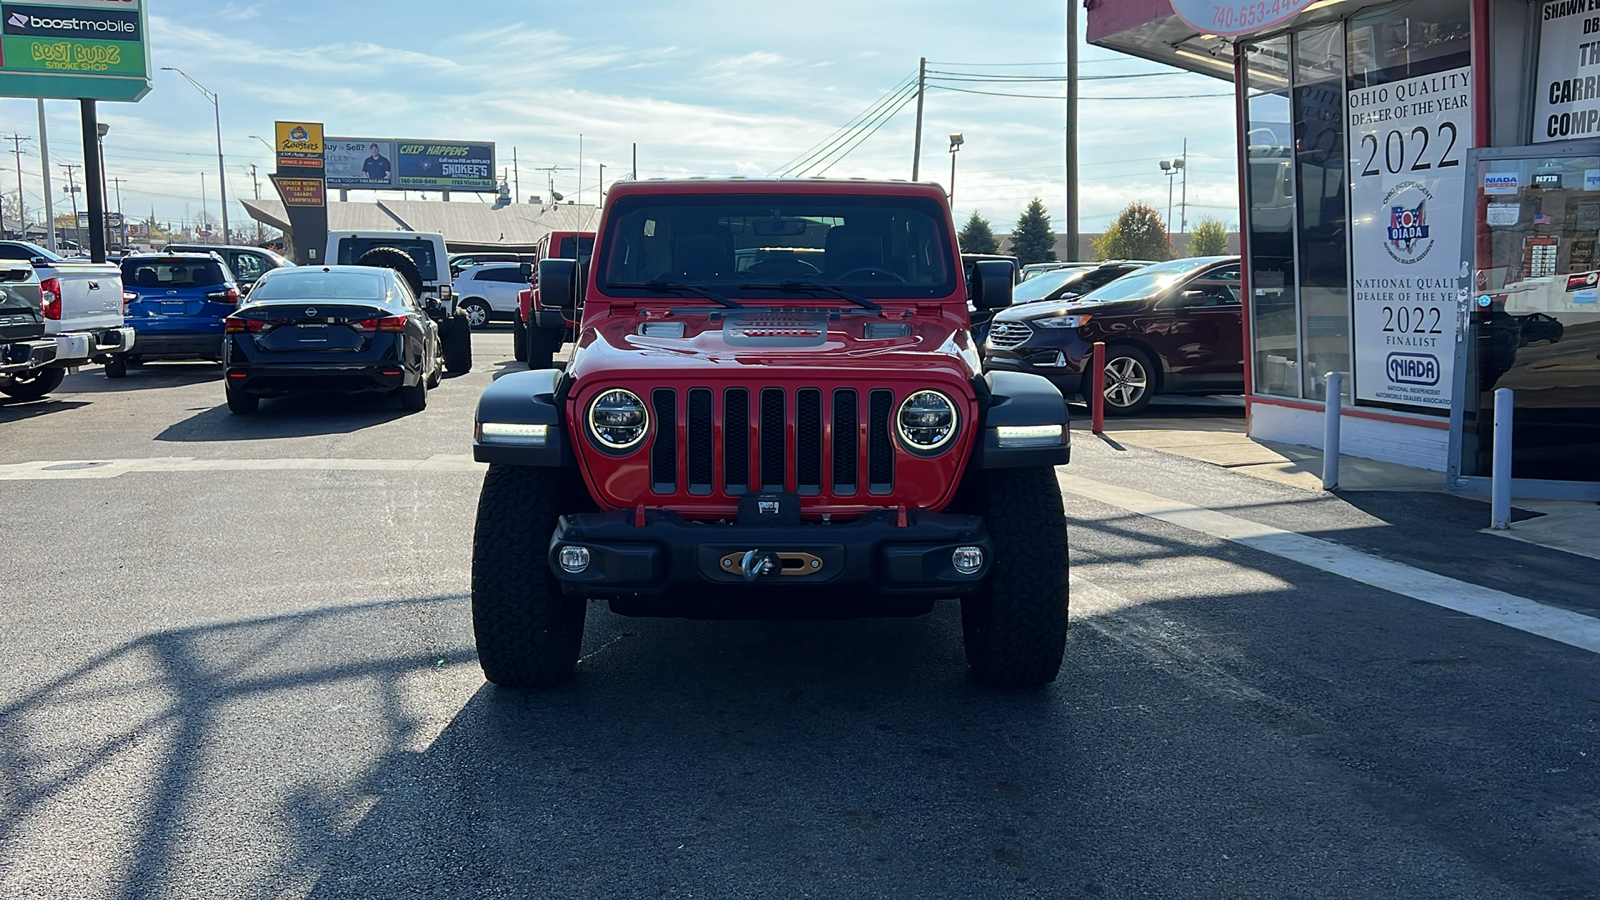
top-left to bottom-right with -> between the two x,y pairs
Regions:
0,0 -> 1240,236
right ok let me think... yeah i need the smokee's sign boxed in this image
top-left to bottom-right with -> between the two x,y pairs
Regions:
1534,0 -> 1600,142
1168,0 -> 1314,37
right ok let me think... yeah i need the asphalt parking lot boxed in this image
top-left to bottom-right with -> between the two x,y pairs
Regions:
3,327 -> 1598,899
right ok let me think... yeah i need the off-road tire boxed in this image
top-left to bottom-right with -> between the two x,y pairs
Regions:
961,466 -> 1069,688
527,325 -> 555,371
355,246 -> 424,297
441,312 -> 473,374
1101,345 -> 1156,416
472,465 -> 587,687
104,356 -> 128,379
512,319 -> 529,362
460,298 -> 493,330
225,385 -> 259,414
0,366 -> 65,400
398,377 -> 427,411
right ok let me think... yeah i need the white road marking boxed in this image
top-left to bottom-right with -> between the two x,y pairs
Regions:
0,454 -> 482,480
1059,472 -> 1600,656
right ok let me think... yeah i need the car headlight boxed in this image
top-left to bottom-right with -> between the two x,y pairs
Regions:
1034,314 -> 1092,329
897,390 -> 958,452
588,389 -> 649,450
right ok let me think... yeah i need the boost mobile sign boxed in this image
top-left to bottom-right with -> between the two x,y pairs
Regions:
1346,66 -> 1473,410
0,0 -> 151,102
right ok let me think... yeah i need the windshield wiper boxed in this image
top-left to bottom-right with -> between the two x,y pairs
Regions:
611,281 -> 743,309
738,281 -> 883,312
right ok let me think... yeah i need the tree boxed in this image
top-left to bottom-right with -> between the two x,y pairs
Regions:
1093,201 -> 1171,261
958,211 -> 999,255
1010,198 -> 1057,265
1186,217 -> 1229,256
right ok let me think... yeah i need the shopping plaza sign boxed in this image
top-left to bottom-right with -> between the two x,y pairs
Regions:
0,0 -> 151,101
1169,0 -> 1316,36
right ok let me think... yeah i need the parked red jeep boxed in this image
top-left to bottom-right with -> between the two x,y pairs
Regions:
517,229 -> 594,369
471,179 -> 1072,687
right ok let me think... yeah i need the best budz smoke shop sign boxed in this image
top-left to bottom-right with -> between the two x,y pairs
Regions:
1534,0 -> 1600,142
0,0 -> 151,101
1347,67 -> 1473,409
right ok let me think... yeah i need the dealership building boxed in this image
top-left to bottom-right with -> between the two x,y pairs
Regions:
1090,0 -> 1600,496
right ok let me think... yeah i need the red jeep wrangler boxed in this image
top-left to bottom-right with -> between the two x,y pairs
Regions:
471,179 -> 1071,687
518,229 -> 594,369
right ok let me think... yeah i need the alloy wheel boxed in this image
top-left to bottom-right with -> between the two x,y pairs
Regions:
1104,356 -> 1149,408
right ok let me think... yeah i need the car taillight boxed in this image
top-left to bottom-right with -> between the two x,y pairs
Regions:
41,277 -> 62,320
206,287 -> 241,305
225,317 -> 266,334
357,316 -> 408,333
122,291 -> 137,305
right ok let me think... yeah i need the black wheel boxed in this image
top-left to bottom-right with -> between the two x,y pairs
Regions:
527,325 -> 555,370
104,356 -> 128,379
512,318 -> 529,362
0,367 -> 65,400
1101,345 -> 1156,416
398,376 -> 428,411
460,298 -> 493,330
472,465 -> 587,687
225,385 -> 259,414
441,312 -> 473,373
355,246 -> 424,297
961,466 -> 1069,688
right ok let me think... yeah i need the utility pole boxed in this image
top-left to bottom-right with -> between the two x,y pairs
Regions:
513,148 -> 520,203
632,143 -> 638,180
598,162 -> 606,202
1065,2 -> 1080,261
60,163 -> 81,246
110,177 -> 126,214
5,134 -> 31,240
200,172 -> 208,241
911,57 -> 926,182
577,134 -> 583,206
1179,138 -> 1189,234
38,100 -> 55,251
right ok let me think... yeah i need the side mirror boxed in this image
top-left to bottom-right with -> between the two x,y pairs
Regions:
539,258 -> 580,311
969,260 -> 1014,311
519,262 -> 533,283
30,256 -> 49,267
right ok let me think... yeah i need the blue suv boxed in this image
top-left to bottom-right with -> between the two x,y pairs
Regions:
121,253 -> 240,363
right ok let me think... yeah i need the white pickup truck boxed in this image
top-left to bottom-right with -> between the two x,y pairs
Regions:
0,241 -> 134,394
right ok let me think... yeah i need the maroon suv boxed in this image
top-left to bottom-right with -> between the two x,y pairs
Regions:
982,256 -> 1243,415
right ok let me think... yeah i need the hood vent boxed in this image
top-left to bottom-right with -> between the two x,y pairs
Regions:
723,312 -> 828,347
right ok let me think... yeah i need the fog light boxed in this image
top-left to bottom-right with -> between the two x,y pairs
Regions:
558,545 -> 591,574
995,424 -> 1064,449
478,422 -> 549,446
952,546 -> 984,575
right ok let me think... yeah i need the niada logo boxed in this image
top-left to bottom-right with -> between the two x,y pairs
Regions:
1387,352 -> 1440,386
1381,182 -> 1435,265
2,4 -> 141,41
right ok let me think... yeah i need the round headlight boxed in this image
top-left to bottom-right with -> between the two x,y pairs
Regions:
588,389 -> 649,450
897,390 -> 958,451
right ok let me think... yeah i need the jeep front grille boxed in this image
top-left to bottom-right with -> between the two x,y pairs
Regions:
647,386 -> 895,499
986,321 -> 1034,350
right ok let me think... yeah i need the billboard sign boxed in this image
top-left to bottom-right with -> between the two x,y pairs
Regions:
0,0 -> 151,101
325,138 -> 395,188
275,121 -> 324,171
320,136 -> 495,192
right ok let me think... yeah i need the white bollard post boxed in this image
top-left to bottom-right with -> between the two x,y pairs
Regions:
1322,373 -> 1342,491
1491,388 -> 1514,530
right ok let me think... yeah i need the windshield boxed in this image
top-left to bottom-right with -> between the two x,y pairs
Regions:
121,258 -> 230,288
335,238 -> 440,283
248,270 -> 387,302
598,194 -> 955,300
1012,267 -> 1093,303
1077,258 -> 1229,303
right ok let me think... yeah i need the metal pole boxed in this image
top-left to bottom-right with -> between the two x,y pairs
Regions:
1065,0 -> 1079,261
1179,138 -> 1189,233
8,134 -> 29,241
1166,172 -> 1174,231
98,132 -> 110,251
949,149 -> 956,205
911,57 -> 926,181
513,147 -> 519,202
1491,388 -> 1514,529
1322,372 -> 1342,491
577,133 -> 583,206
214,94 -> 229,244
62,164 -> 80,246
632,142 -> 638,180
79,100 -> 106,263
38,100 -> 55,251
1091,341 -> 1106,435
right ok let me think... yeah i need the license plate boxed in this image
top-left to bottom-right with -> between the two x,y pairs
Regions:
160,302 -> 185,315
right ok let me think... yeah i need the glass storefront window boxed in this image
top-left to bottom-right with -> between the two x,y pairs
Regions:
1245,36 -> 1300,398
1347,0 -> 1471,89
1295,23 -> 1351,401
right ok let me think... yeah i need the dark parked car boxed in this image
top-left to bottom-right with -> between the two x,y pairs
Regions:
1514,312 -> 1564,346
221,265 -> 442,414
1011,260 -> 1154,307
163,244 -> 293,293
121,253 -> 240,364
984,256 -> 1243,415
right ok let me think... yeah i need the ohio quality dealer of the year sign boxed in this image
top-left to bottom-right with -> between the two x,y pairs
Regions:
0,0 -> 151,102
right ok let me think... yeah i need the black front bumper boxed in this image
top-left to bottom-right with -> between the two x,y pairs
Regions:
550,508 -> 991,599
226,364 -> 409,396
984,354 -> 1086,397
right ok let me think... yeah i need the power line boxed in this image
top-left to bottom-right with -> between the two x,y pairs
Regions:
773,75 -> 917,177
813,90 -> 920,176
929,84 -> 1233,100
925,71 -> 1184,81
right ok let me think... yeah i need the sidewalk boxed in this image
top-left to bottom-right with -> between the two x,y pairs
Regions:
1073,404 -> 1600,562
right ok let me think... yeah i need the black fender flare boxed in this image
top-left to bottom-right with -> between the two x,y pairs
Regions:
972,370 -> 1071,468
472,369 -> 575,468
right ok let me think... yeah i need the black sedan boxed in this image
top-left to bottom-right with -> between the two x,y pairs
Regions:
221,265 -> 441,414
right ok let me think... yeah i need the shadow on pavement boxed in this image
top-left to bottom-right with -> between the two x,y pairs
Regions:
0,398 -> 90,423
61,362 -> 223,393
155,392 -> 414,442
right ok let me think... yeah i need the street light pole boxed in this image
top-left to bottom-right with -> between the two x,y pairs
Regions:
948,133 -> 963,206
164,67 -> 229,244
1161,160 -> 1175,228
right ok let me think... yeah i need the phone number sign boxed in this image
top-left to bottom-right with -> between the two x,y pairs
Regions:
1169,0 -> 1314,36
0,0 -> 151,102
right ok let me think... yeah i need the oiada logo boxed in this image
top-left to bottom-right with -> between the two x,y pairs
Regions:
1381,181 -> 1436,265
1387,352 -> 1440,386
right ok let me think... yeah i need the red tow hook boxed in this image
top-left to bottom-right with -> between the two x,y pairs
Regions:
634,504 -> 647,527
896,505 -> 908,528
